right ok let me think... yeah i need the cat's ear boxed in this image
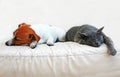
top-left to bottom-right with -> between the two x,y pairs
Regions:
97,26 -> 104,34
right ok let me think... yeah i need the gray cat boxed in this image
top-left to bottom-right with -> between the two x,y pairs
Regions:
65,24 -> 117,56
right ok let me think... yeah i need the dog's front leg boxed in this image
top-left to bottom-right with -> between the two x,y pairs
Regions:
29,41 -> 38,49
38,39 -> 46,44
47,36 -> 56,46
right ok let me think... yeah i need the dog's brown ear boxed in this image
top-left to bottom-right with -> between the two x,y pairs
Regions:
18,23 -> 31,28
29,33 -> 40,42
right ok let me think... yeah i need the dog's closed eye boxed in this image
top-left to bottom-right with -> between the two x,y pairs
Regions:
14,37 -> 21,41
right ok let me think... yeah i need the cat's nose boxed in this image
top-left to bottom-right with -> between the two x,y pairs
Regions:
95,42 -> 101,47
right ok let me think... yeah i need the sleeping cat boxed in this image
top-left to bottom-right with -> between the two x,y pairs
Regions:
65,24 -> 117,56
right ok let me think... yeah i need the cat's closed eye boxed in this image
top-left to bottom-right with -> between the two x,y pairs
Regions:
79,33 -> 88,40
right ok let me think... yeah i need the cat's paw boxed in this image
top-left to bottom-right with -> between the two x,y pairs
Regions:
110,49 -> 117,56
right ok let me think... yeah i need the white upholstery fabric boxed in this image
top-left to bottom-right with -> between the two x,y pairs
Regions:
1,41 -> 120,77
0,41 -> 107,56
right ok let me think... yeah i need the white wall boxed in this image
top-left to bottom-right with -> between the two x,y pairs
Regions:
0,0 -> 120,49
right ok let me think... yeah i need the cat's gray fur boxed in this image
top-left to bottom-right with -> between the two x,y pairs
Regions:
65,24 -> 117,56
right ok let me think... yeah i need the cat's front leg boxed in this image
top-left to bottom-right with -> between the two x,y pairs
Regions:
103,34 -> 117,56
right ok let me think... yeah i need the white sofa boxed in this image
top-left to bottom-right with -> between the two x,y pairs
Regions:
0,42 -> 120,77
0,0 -> 120,77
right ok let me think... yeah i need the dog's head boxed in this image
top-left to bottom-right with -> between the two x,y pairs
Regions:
5,23 -> 40,48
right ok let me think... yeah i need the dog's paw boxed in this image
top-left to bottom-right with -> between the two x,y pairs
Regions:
110,49 -> 117,56
47,41 -> 54,46
47,44 -> 54,46
29,41 -> 37,49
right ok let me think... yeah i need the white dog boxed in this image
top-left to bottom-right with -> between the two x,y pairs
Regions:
5,23 -> 66,48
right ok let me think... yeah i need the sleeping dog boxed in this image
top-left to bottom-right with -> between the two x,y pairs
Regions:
5,23 -> 66,48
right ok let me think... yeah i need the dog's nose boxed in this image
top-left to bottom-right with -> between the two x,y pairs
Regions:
5,41 -> 9,46
5,41 -> 13,46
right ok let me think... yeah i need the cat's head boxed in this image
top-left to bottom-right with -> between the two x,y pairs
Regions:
75,27 -> 104,47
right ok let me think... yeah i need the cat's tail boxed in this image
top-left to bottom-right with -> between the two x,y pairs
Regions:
103,33 -> 117,56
